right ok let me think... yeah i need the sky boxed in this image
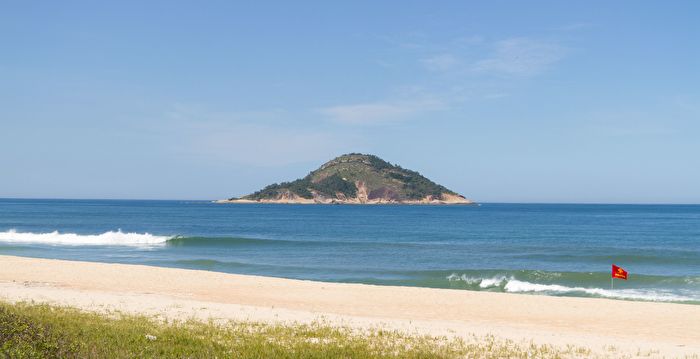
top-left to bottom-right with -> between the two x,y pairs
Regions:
1,1 -> 699,203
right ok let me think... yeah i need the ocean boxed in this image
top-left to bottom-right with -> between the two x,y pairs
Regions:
0,199 -> 698,304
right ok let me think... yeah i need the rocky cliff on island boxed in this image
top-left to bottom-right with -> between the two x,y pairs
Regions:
217,153 -> 473,205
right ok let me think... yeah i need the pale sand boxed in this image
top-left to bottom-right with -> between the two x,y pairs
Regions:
0,255 -> 698,357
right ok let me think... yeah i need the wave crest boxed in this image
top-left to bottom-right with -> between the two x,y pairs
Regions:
446,274 -> 508,288
0,229 -> 172,246
503,279 -> 694,302
446,273 -> 698,302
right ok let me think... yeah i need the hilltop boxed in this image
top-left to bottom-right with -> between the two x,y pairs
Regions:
218,154 -> 473,204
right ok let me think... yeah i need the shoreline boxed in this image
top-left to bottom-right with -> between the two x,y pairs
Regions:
1,255 -> 699,357
213,199 -> 478,205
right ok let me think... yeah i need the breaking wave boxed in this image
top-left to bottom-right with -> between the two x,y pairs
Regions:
0,229 -> 172,246
446,273 -> 698,303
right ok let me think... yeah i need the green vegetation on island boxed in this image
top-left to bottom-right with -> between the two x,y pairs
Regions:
0,301 -> 591,358
234,153 -> 470,203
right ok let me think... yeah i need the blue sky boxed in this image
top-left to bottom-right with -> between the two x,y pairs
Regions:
1,1 -> 699,203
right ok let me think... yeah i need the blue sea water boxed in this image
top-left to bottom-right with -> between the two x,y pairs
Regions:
0,199 -> 699,303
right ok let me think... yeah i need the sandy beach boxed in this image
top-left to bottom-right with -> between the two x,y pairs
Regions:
1,255 -> 698,357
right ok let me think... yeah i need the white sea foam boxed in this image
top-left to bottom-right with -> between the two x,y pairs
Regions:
446,273 -> 460,281
447,273 -> 482,285
479,276 -> 508,288
446,273 -> 697,302
504,279 -> 695,302
446,273 -> 509,288
0,229 -> 172,246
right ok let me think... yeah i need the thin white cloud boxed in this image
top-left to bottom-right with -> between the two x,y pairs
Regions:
415,37 -> 568,77
579,109 -> 678,138
559,22 -> 596,31
673,94 -> 700,115
318,98 -> 445,126
421,53 -> 460,71
162,106 -> 359,166
471,38 -> 567,77
186,123 -> 347,166
452,35 -> 484,46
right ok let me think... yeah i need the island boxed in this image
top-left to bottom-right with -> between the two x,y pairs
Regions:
217,153 -> 474,204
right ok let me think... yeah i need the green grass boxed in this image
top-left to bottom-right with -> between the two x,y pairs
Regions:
0,301 -> 597,358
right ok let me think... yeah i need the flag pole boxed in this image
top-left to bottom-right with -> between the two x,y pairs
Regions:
611,276 -> 613,290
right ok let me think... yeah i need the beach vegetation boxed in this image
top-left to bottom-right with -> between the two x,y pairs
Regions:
312,173 -> 358,198
0,301 -> 596,359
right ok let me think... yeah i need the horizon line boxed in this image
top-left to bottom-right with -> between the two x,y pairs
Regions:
0,197 -> 698,206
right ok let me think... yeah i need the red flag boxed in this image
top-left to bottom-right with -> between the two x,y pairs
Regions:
612,264 -> 628,280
